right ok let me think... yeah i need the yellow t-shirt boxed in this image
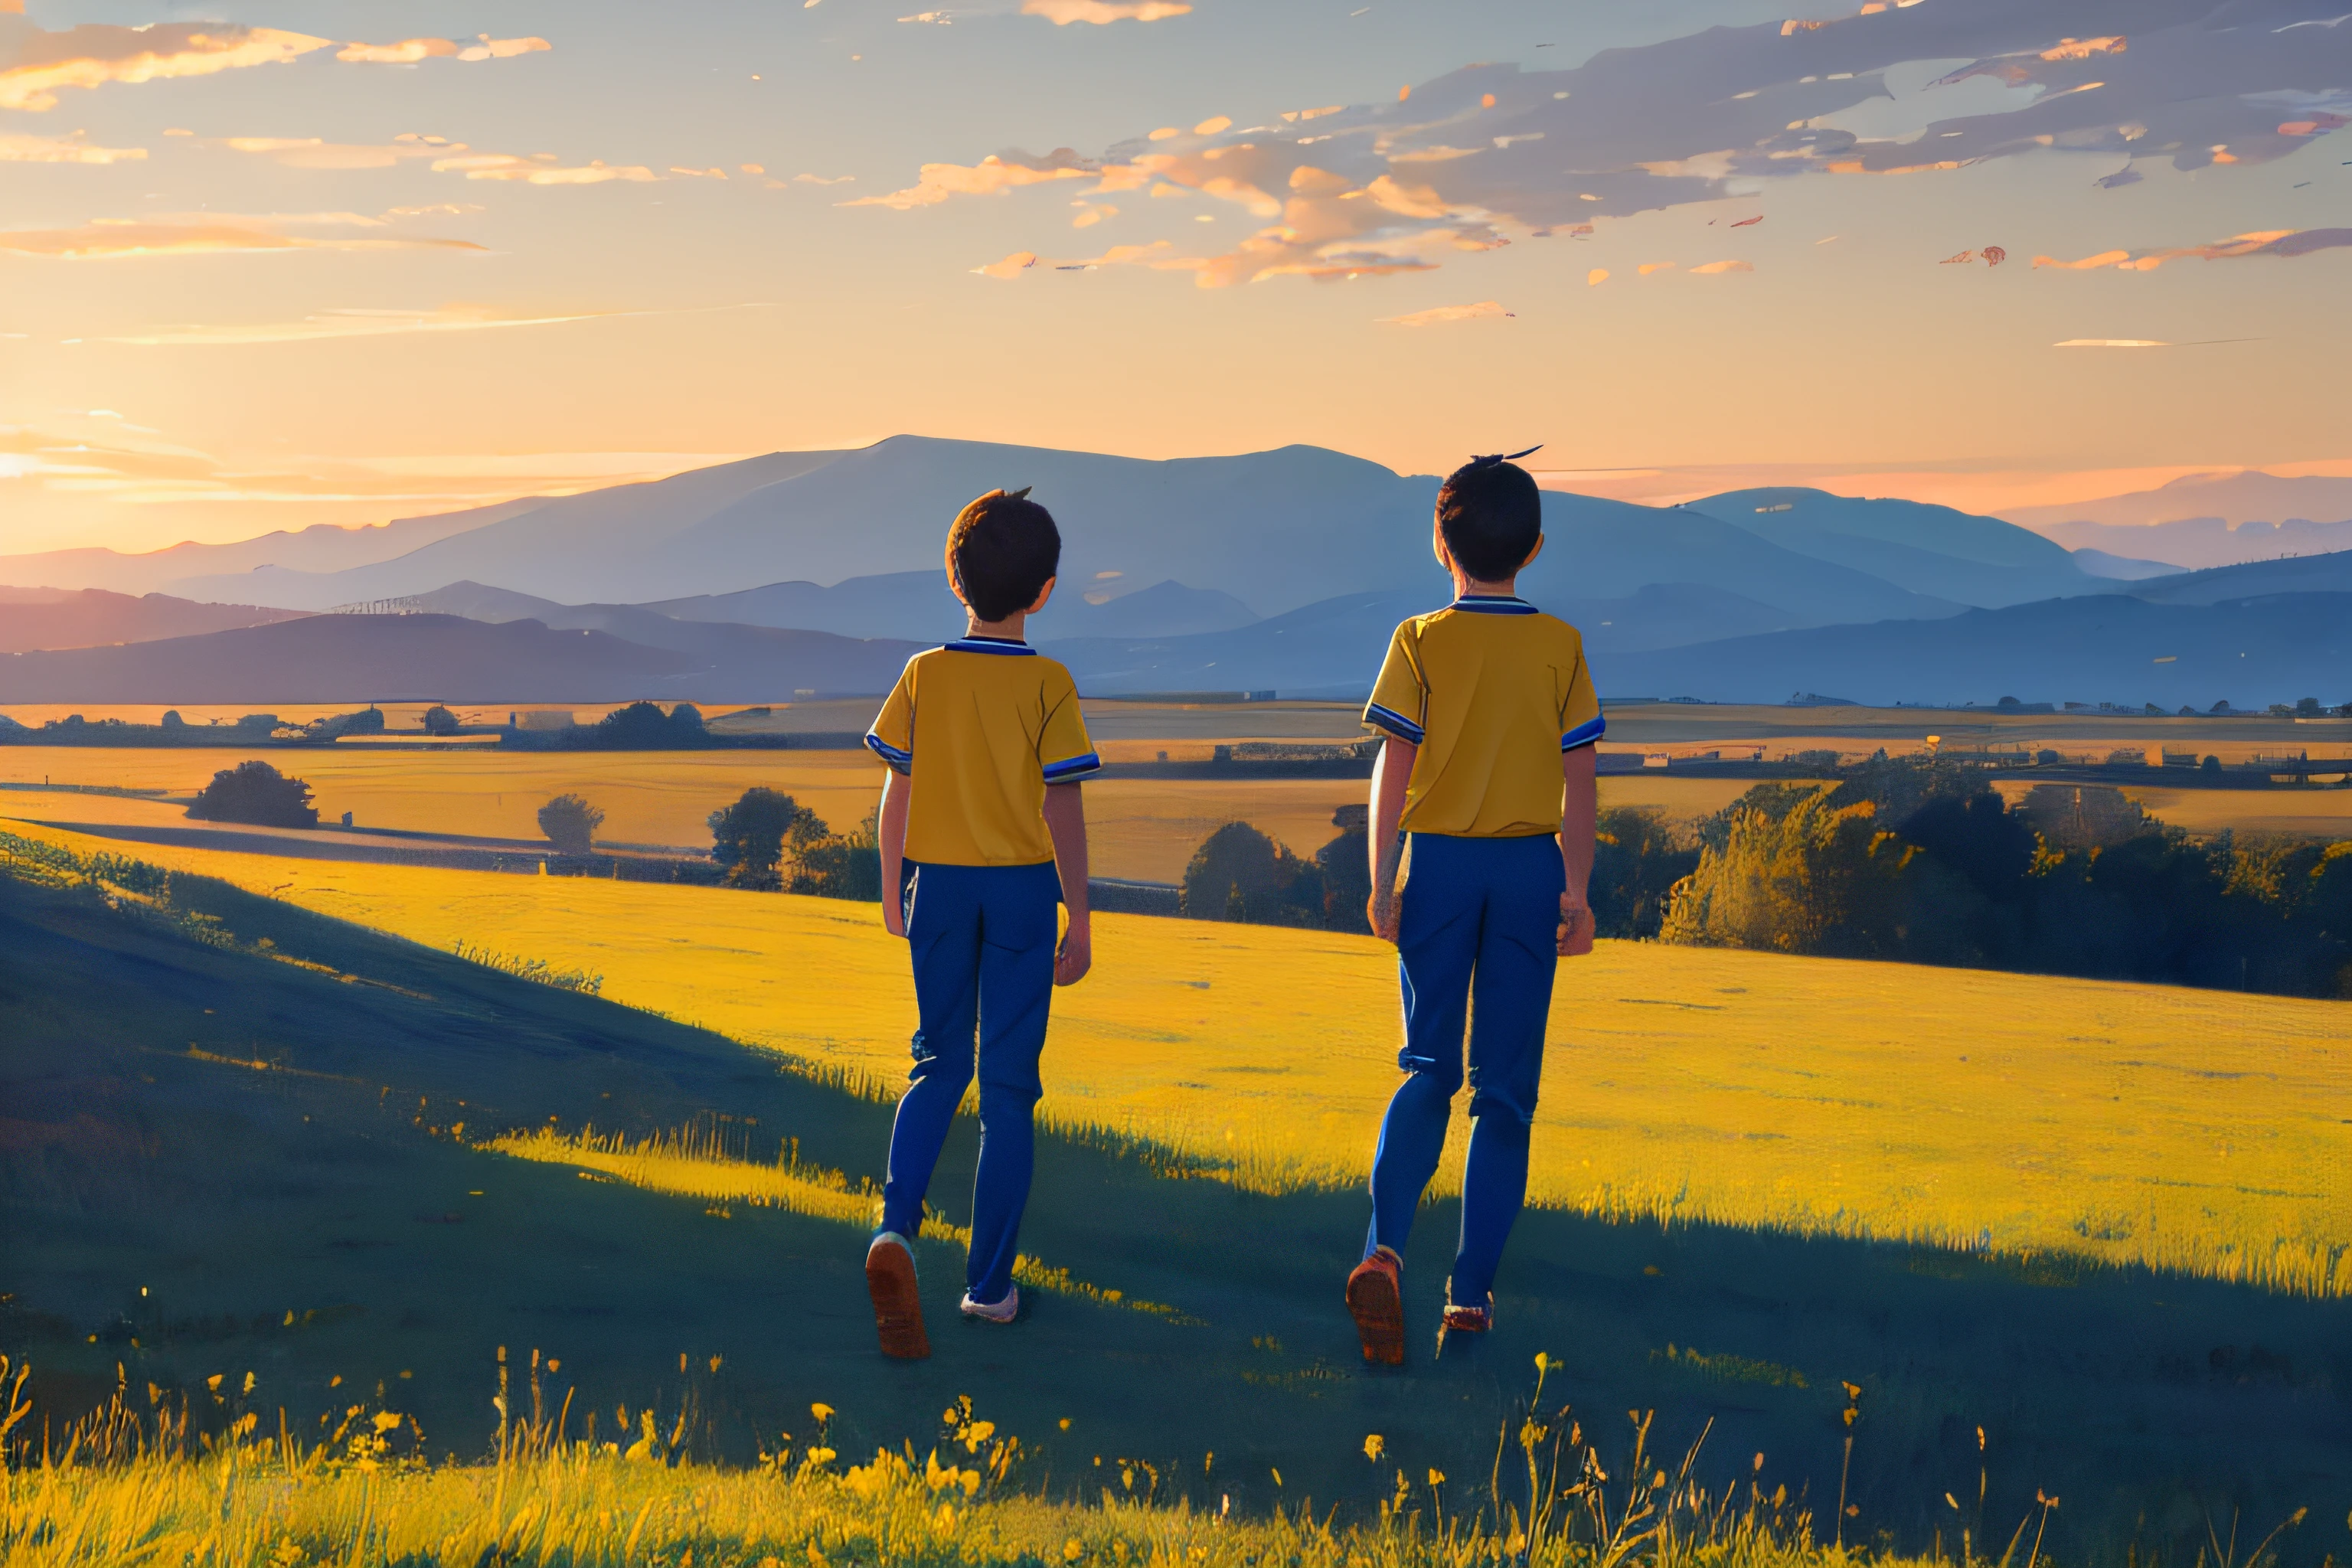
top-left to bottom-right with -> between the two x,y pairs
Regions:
1362,596 -> 1603,838
865,636 -> 1101,867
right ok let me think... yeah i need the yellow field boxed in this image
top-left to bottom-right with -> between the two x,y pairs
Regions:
4,748 -> 1764,881
11,814 -> 2346,1297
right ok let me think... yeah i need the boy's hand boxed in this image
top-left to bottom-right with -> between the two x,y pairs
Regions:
1367,891 -> 1401,945
882,897 -> 906,939
1557,895 -> 1594,958
1054,917 -> 1092,986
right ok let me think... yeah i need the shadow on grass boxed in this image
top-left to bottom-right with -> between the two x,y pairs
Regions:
2,863 -> 2346,1565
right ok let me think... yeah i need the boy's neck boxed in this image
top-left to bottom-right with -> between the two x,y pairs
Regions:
1449,568 -> 1520,601
963,610 -> 1027,642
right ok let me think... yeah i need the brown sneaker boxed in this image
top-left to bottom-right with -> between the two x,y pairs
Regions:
1346,1246 -> 1405,1366
866,1232 -> 929,1360
1439,1292 -> 1492,1353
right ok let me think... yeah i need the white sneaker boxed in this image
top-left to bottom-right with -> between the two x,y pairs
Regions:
959,1285 -> 1020,1323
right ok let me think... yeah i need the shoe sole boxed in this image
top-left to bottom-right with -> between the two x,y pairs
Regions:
1347,1266 -> 1405,1367
867,1243 -> 930,1361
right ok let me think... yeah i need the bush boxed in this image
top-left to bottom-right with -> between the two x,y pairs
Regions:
187,760 -> 318,828
586,701 -> 710,750
1181,822 -> 1325,926
538,794 -> 606,856
1590,807 -> 1698,939
792,811 -> 883,901
1315,805 -> 1371,933
422,705 -> 459,737
708,788 -> 825,890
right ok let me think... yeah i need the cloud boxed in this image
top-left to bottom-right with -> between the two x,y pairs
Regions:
2031,228 -> 2352,270
222,135 -> 451,170
855,2 -> 2352,287
1021,0 -> 1191,22
335,35 -> 550,64
973,250 -> 1038,278
0,21 -> 329,112
431,153 -> 660,185
101,303 -> 744,346
0,217 -> 486,260
0,131 -> 145,163
1689,258 -> 1754,273
1378,300 -> 1513,325
847,149 -> 1093,209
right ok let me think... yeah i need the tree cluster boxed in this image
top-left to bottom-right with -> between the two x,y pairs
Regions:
1657,756 -> 2352,998
550,701 -> 712,750
706,787 -> 879,899
186,760 -> 318,828
1178,808 -> 1370,932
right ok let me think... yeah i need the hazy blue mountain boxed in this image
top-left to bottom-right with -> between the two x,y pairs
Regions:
1680,487 -> 2096,607
0,587 -> 309,653
2071,548 -> 2187,581
0,613 -> 922,704
2005,470 -> 2352,534
1530,493 -> 1961,626
1047,580 -> 1838,697
2017,514 -> 2352,571
0,502 -> 537,598
160,451 -> 854,609
2118,548 -> 2352,606
1599,593 -> 2352,710
149,438 -> 1966,631
647,572 -> 1259,642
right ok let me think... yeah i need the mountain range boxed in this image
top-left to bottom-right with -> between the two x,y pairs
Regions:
0,587 -> 306,655
5,439 -> 2350,710
2002,471 -> 2352,570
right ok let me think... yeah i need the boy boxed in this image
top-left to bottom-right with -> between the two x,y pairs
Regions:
861,486 -> 1100,1361
1347,449 -> 1602,1365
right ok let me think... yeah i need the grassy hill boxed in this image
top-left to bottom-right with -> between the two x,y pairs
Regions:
5,821 -> 2348,1560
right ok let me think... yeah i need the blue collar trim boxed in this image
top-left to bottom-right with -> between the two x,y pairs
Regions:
944,636 -> 1036,655
1449,596 -> 1537,616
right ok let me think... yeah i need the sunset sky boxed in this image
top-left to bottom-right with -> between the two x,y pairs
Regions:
3,0 -> 2348,554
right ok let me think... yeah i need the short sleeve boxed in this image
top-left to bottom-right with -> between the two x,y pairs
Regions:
1559,641 -> 1604,752
864,660 -> 916,773
1037,666 -> 1101,784
1362,622 -> 1428,743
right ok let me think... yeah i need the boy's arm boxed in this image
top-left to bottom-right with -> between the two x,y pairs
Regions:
877,767 -> 910,936
1042,781 -> 1091,985
1558,743 -> 1597,957
1365,733 -> 1416,942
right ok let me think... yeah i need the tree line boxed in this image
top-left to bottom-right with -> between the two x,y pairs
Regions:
1174,756 -> 2352,999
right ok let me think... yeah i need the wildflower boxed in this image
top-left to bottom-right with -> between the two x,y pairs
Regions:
1363,1434 -> 1385,1462
1428,1468 -> 1446,1487
811,1403 -> 834,1422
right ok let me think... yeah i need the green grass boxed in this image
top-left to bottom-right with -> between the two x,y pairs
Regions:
2,844 -> 2348,1567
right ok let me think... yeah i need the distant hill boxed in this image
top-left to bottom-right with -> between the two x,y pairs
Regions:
0,613 -> 923,704
145,437 -> 1968,629
1680,488 -> 2097,607
2005,472 -> 2352,569
645,572 -> 1259,642
0,587 -> 309,653
2118,548 -> 2352,606
159,452 -> 851,609
2070,548 -> 2187,582
1598,593 -> 2352,710
0,501 -> 541,597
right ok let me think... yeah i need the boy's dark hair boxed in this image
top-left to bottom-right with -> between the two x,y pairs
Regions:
946,487 -> 1061,622
1436,450 -> 1544,582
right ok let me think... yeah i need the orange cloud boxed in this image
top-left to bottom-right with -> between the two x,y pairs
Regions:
973,251 -> 1038,279
1378,300 -> 1513,326
335,35 -> 550,64
1690,259 -> 1753,274
432,153 -> 660,185
1587,268 -> 1609,286
1021,0 -> 1192,21
0,22 -> 330,112
0,219 -> 485,260
2031,230 -> 2348,270
103,304 -> 704,347
0,131 -> 145,164
847,150 -> 1093,210
224,136 -> 450,170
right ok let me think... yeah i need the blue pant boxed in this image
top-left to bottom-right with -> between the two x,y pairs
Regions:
880,859 -> 1060,1306
1366,831 -> 1564,1306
